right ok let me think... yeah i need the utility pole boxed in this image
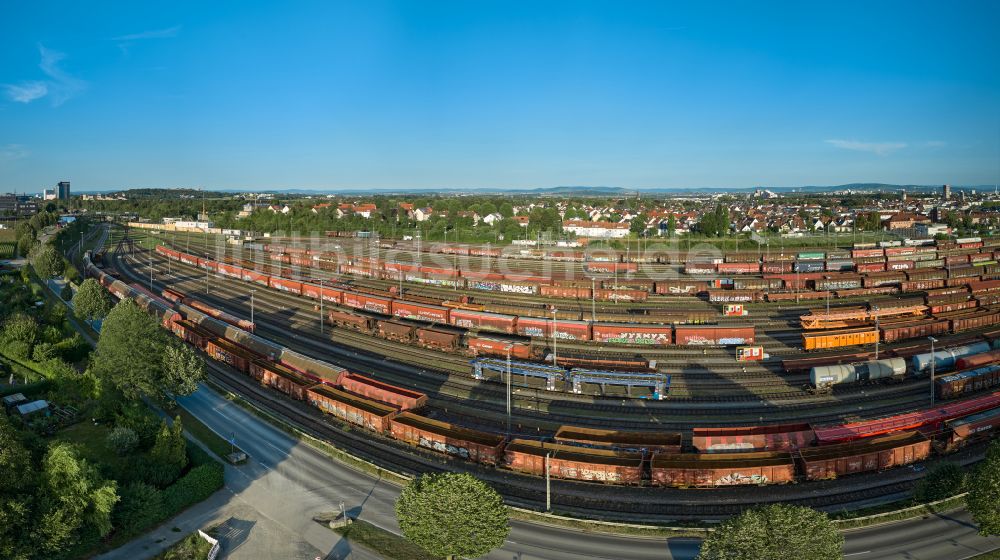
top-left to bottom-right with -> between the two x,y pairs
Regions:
545,452 -> 551,512
590,278 -> 596,322
551,308 -> 558,366
506,347 -> 512,439
928,336 -> 938,405
874,306 -> 880,360
148,254 -> 153,291
250,289 -> 256,325
319,279 -> 325,334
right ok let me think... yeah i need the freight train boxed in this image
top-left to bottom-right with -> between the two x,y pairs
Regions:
85,250 -> 1000,488
154,245 -> 756,349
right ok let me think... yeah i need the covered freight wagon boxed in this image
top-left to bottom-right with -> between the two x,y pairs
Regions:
449,309 -> 517,334
591,323 -> 672,346
650,451 -> 796,487
802,328 -> 878,351
516,317 -> 591,341
674,326 -> 754,346
342,292 -> 392,314
503,439 -> 644,484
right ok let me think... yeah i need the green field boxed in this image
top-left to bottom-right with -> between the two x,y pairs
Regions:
0,228 -> 15,258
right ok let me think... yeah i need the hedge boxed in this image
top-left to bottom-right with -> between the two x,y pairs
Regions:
0,379 -> 51,398
161,463 -> 224,513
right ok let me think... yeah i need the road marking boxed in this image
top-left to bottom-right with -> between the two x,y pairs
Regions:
844,552 -> 871,556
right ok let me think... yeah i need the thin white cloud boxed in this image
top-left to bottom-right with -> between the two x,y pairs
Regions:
38,44 -> 86,106
0,144 -> 29,162
112,25 -> 181,41
4,81 -> 48,103
825,139 -> 907,156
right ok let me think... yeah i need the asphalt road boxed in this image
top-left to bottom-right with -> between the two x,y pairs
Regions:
179,383 -> 1000,560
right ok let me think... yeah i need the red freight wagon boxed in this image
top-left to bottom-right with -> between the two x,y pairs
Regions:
684,263 -> 717,275
269,276 -> 303,295
338,371 -> 427,410
650,451 -> 796,487
765,272 -> 824,290
378,320 -> 414,342
885,247 -> 917,257
391,300 -> 450,323
886,260 -> 915,271
655,280 -> 710,295
852,249 -> 885,258
707,290 -> 762,303
949,408 -> 1000,444
307,384 -> 398,432
956,349 -> 1000,370
674,326 -> 754,346
766,291 -> 832,302
217,263 -> 243,279
240,269 -> 270,285
179,252 -> 199,266
390,412 -> 506,465
691,424 -> 816,453
901,279 -> 946,292
717,262 -> 761,274
302,282 -> 345,303
417,265 -> 458,277
251,359 -> 316,400
503,273 -> 550,284
196,257 -> 217,271
343,291 -> 392,314
462,270 -> 506,282
503,439 -> 643,484
952,310 -> 1000,332
553,426 -> 682,454
585,262 -> 638,274
328,309 -> 375,331
591,323 -> 673,345
930,299 -> 978,314
415,328 -> 460,350
879,319 -> 950,343
470,247 -> 502,257
541,285 -> 592,299
856,262 -> 887,273
515,317 -> 591,341
171,319 -> 215,348
449,309 -> 517,334
936,366 -> 1000,399
593,288 -> 648,302
466,336 -> 532,360
205,338 -> 253,374
761,262 -> 793,273
970,280 -> 1000,294
799,432 -> 930,480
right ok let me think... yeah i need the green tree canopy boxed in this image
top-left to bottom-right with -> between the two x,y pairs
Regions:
161,344 -> 206,398
395,473 -> 509,560
697,504 -> 843,560
92,298 -> 172,400
29,243 -> 65,279
36,443 -> 119,553
968,441 -> 1000,535
148,417 -> 188,487
0,417 -> 35,560
914,462 -> 967,503
73,278 -> 112,321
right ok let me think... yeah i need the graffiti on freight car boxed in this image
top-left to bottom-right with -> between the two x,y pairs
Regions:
682,336 -> 713,345
715,473 -> 768,486
599,333 -> 670,345
557,467 -> 622,482
719,337 -> 751,345
418,436 -> 471,459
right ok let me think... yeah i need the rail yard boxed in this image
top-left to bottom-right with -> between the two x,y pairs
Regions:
63,220 -> 1000,520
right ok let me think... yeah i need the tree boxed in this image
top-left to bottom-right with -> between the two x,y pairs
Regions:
16,233 -> 35,258
0,417 -> 35,560
499,203 -> 514,218
395,473 -> 509,560
630,213 -> 648,236
914,462 -> 966,503
112,483 -> 164,535
29,243 -> 65,279
73,278 -> 113,321
92,298 -> 171,400
697,504 -> 843,560
667,214 -> 677,236
2,312 -> 38,359
161,344 -> 206,398
968,441 -> 1000,535
148,417 -> 188,487
60,283 -> 73,301
36,443 -> 119,553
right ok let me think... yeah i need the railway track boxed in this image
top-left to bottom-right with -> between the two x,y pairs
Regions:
112,248 -> 940,430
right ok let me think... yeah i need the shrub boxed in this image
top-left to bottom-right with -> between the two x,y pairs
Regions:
162,463 -> 224,513
107,426 -> 139,456
915,462 -> 967,503
112,483 -> 165,535
5,340 -> 32,360
32,342 -> 56,362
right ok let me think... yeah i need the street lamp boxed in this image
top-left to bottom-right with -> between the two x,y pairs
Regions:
250,289 -> 256,325
928,336 -> 938,404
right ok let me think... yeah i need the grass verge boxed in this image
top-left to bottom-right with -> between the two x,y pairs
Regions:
330,519 -> 438,560
833,494 -> 966,530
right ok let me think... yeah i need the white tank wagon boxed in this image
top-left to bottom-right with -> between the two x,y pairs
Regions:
911,343 -> 991,375
810,358 -> 907,389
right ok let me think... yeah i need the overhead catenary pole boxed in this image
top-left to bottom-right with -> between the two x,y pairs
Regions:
319,279 -> 325,334
551,308 -> 558,366
250,289 -> 256,325
929,336 -> 938,405
506,346 -> 512,439
545,451 -> 551,512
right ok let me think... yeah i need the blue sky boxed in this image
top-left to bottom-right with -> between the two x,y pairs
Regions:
1,1 -> 998,191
